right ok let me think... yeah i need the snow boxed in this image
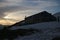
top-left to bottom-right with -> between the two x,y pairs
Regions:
14,33 -> 41,40
10,21 -> 60,30
9,21 -> 60,40
14,29 -> 60,40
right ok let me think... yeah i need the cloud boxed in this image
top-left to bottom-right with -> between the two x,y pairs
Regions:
0,6 -> 29,18
4,10 -> 41,21
22,0 -> 58,7
0,0 -> 6,2
0,0 -> 60,21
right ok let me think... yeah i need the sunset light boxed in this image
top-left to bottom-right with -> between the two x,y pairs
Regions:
0,20 -> 15,25
4,16 -> 9,19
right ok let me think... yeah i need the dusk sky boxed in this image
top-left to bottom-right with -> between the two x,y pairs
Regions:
0,0 -> 60,25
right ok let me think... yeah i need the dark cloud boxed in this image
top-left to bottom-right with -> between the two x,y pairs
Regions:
0,6 -> 19,18
0,0 -> 5,2
25,0 -> 40,1
26,0 -> 59,1
0,6 -> 29,18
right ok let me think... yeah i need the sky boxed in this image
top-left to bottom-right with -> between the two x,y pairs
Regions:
0,0 -> 60,25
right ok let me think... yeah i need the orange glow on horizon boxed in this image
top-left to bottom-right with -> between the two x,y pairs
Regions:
0,19 -> 16,25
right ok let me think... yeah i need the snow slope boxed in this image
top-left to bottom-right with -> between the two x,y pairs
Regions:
14,32 -> 60,40
10,21 -> 60,30
9,21 -> 60,40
